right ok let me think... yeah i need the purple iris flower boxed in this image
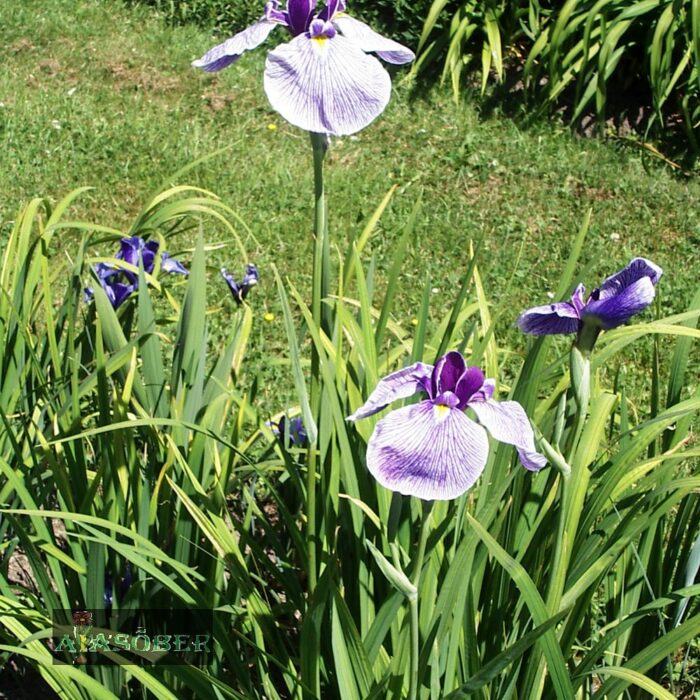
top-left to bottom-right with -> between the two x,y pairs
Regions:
86,237 -> 188,308
347,351 -> 546,501
517,258 -> 662,347
192,0 -> 415,135
270,415 -> 308,447
221,264 -> 259,304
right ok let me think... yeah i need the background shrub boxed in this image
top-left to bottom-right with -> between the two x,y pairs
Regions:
417,0 -> 700,153
122,0 -> 453,48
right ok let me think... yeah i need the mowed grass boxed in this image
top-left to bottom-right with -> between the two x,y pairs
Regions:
1,0 -> 699,411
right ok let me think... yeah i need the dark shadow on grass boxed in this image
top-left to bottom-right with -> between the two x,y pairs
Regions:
407,46 -> 699,177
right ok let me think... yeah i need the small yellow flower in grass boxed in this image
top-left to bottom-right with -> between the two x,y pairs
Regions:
411,318 -> 418,326
264,312 -> 275,322
267,123 -> 277,131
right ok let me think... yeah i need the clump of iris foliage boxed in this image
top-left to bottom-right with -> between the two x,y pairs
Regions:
1,3 -> 700,700
415,0 -> 700,153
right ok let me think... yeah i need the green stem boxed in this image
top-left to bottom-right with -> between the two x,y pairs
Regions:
306,132 -> 329,594
409,501 -> 433,700
565,344 -> 591,456
310,132 -> 330,336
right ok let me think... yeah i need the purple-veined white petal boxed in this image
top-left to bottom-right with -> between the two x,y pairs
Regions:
571,283 -> 586,314
595,257 -> 663,300
469,399 -> 547,472
516,301 -> 581,335
264,33 -> 392,135
192,20 -> 279,72
470,377 -> 495,403
366,401 -> 489,500
347,362 -> 433,421
582,276 -> 656,330
333,15 -> 415,64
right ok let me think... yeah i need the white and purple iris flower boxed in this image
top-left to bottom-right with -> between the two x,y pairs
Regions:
221,263 -> 259,304
347,351 -> 546,500
192,0 -> 415,135
517,258 -> 662,342
86,236 -> 188,308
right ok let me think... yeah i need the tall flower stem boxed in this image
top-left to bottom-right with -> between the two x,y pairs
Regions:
409,501 -> 433,700
566,344 -> 591,456
307,132 -> 330,593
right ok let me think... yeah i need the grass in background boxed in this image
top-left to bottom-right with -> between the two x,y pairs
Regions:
1,0 -> 699,412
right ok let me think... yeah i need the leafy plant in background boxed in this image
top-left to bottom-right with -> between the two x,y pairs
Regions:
416,0 -> 700,151
121,0 -> 451,49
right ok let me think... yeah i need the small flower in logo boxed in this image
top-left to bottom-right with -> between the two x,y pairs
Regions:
72,610 -> 93,627
72,610 -> 93,661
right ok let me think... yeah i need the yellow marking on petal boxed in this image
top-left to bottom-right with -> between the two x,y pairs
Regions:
312,36 -> 328,46
433,404 -> 452,423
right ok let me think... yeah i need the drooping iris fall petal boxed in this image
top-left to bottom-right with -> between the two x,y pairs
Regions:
366,400 -> 490,501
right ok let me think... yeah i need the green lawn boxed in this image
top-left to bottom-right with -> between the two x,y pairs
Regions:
1,0 -> 699,408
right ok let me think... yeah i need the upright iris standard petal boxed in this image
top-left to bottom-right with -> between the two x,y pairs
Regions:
366,401 -> 490,500
595,257 -> 663,300
332,15 -> 415,64
432,351 -> 466,397
582,277 -> 656,330
192,20 -> 280,72
221,263 -> 259,305
347,362 -> 432,421
286,0 -> 316,35
468,400 -> 548,471
454,367 -> 486,407
242,263 -> 260,289
264,33 -> 391,135
319,0 -> 346,21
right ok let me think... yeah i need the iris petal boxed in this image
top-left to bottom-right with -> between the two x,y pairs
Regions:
432,351 -> 466,396
596,257 -> 663,300
582,276 -> 656,330
454,366 -> 485,408
347,362 -> 432,421
192,21 -> 279,72
366,401 -> 489,500
286,0 -> 315,35
469,399 -> 547,471
332,15 -> 415,64
516,301 -> 581,335
264,33 -> 391,135
161,254 -> 188,275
